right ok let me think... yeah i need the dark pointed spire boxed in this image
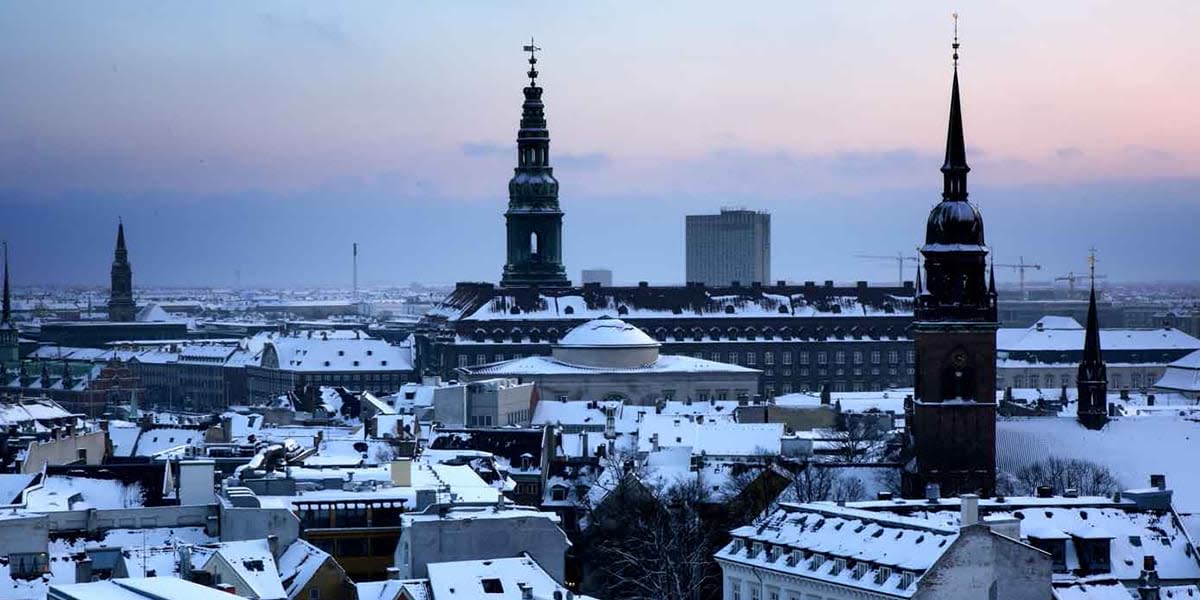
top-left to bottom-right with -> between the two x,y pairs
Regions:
988,258 -> 997,296
115,219 -> 128,260
1077,247 -> 1108,429
2,242 -> 10,325
941,15 -> 970,201
915,259 -> 924,296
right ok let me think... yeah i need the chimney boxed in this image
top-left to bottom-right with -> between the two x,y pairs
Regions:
75,557 -> 93,583
580,431 -> 589,459
960,494 -> 979,527
178,545 -> 193,580
391,458 -> 412,487
386,567 -> 402,581
266,535 -> 280,558
876,492 -> 893,501
1150,474 -> 1166,490
1138,555 -> 1160,600
925,483 -> 940,503
216,583 -> 237,594
178,460 -> 216,506
519,583 -> 533,600
1036,485 -> 1054,498
650,433 -> 660,452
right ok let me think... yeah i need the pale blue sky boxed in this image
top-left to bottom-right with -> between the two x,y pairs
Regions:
1,1 -> 1197,286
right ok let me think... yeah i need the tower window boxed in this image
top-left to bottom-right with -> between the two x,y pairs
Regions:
530,232 -> 539,257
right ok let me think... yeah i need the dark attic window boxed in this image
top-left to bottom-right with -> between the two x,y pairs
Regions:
480,578 -> 504,594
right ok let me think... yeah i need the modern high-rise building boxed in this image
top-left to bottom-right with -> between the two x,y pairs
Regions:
685,209 -> 770,286
580,268 -> 612,287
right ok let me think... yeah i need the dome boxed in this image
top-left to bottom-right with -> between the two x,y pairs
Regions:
553,316 -> 660,369
556,316 -> 659,348
924,199 -> 985,247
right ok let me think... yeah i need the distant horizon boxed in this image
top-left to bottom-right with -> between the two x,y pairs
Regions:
2,2 -> 1199,286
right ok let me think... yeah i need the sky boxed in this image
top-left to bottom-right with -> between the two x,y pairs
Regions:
1,1 -> 1198,287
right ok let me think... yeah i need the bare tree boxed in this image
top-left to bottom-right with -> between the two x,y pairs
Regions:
1002,457 -> 1122,496
832,414 -> 890,463
582,477 -> 718,600
780,461 -> 866,504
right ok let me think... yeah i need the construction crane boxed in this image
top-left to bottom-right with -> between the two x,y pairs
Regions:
854,253 -> 918,286
992,256 -> 1042,295
1056,248 -> 1107,294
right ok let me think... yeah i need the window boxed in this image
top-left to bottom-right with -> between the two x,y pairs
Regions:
888,350 -> 899,364
745,352 -> 757,366
728,352 -> 739,364
764,352 -> 775,366
853,351 -> 863,364
782,351 -> 793,365
835,351 -> 846,365
871,350 -> 881,364
817,352 -> 828,365
716,390 -> 729,401
730,578 -> 742,600
906,350 -> 915,363
750,585 -> 761,600
1014,375 -> 1026,388
457,355 -> 468,368
1029,374 -> 1040,388
711,351 -> 721,362
663,389 -> 676,401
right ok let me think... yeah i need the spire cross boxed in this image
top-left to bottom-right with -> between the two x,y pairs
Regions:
951,13 -> 960,67
523,38 -> 541,85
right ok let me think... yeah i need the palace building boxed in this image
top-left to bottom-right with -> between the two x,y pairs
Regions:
418,46 -> 918,398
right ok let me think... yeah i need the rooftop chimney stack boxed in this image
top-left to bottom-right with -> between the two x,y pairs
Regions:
960,493 -> 979,526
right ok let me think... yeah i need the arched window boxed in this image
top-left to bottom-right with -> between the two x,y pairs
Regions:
941,351 -> 976,401
473,329 -> 487,343
672,328 -> 685,341
530,232 -> 539,257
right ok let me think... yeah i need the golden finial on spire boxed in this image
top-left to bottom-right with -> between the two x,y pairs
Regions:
952,12 -> 960,67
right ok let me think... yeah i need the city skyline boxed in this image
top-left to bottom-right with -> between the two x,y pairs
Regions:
2,1 -> 1198,286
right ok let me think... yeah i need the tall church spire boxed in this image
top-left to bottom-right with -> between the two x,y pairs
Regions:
942,15 -> 970,201
0,242 -> 17,365
1078,249 -> 1108,429
903,16 -> 999,500
500,40 -> 570,288
108,220 -> 136,322
2,242 -> 10,325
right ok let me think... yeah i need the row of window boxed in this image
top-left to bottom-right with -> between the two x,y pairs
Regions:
456,350 -> 915,369
471,325 -> 907,344
1002,372 -> 1152,389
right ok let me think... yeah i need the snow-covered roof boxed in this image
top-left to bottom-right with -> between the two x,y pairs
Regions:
775,389 -> 911,414
718,503 -> 960,598
265,334 -> 413,372
202,539 -> 287,600
277,539 -> 331,599
425,555 -> 593,600
0,399 -> 76,425
998,417 -> 1200,513
50,576 -> 243,600
998,319 -> 1200,354
24,474 -> 146,511
356,579 -> 430,600
400,503 -> 559,526
464,353 -> 758,376
557,316 -> 659,348
849,496 -> 1200,585
637,415 -> 783,456
1154,349 -> 1200,393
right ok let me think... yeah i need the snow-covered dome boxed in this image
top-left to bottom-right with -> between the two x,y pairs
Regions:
557,316 -> 659,348
553,316 -> 660,369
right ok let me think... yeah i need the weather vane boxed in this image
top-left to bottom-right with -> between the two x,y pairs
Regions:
523,37 -> 541,85
951,13 -> 960,67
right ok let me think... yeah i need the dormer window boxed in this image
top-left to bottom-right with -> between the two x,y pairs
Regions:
830,558 -> 846,576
